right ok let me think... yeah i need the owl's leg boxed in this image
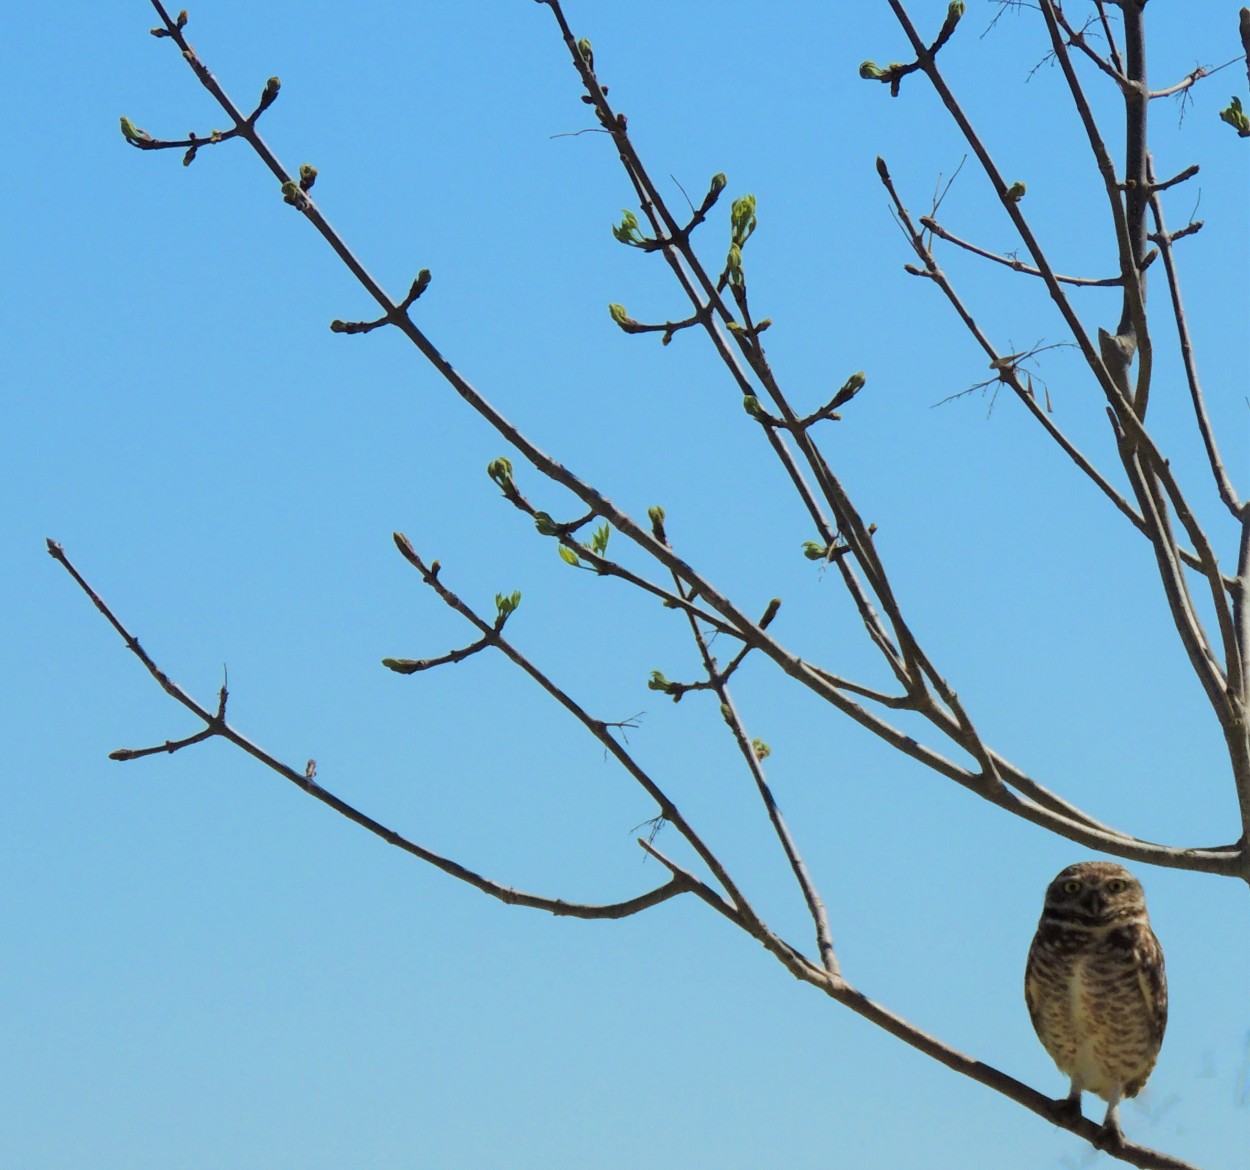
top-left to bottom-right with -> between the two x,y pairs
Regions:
1094,1093 -> 1125,1150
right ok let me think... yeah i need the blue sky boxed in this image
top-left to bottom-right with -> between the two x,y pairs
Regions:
5,2 -> 1248,1167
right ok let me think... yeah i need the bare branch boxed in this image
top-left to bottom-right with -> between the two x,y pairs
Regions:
877,160 -> 1150,537
1049,5 -> 1130,88
1148,58 -> 1240,100
45,539 -> 691,921
1145,157 -> 1242,517
664,555 -> 838,975
919,215 -> 1131,286
1093,0 -> 1125,75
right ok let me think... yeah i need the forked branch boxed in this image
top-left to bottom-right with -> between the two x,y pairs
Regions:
45,538 -> 694,920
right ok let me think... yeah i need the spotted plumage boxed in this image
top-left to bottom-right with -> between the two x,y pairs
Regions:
1025,861 -> 1167,1145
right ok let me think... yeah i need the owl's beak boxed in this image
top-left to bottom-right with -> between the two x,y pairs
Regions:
1080,890 -> 1105,915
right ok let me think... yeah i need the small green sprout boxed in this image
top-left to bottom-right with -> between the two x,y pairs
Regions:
1219,96 -> 1250,135
830,371 -> 867,410
495,591 -> 522,619
487,456 -> 514,489
612,209 -> 648,247
730,194 -> 757,246
533,511 -> 561,536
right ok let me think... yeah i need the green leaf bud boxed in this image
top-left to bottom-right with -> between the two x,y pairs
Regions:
487,456 -> 514,488
647,505 -> 665,525
859,60 -> 887,80
710,172 -> 727,193
408,269 -> 433,302
830,371 -> 867,409
119,116 -> 150,144
751,738 -> 771,761
577,37 -> 594,70
612,210 -> 646,247
1005,181 -> 1027,203
730,194 -> 757,245
1220,95 -> 1250,134
533,511 -> 561,536
558,545 -> 581,567
802,540 -> 829,561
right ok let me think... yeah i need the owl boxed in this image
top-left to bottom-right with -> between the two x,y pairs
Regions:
1024,861 -> 1167,1147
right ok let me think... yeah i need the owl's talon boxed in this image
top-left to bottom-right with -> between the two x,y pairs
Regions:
1092,1121 -> 1125,1152
1048,1095 -> 1082,1125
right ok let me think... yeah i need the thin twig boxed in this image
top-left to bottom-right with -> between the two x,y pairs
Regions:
667,560 -> 838,975
1145,157 -> 1242,518
878,161 -> 1148,537
1050,5 -> 1130,87
919,216 -> 1127,286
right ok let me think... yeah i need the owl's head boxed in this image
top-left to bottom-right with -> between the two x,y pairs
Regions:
1042,861 -> 1150,924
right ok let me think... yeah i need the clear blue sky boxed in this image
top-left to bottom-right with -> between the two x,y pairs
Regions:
4,2 -> 1248,1167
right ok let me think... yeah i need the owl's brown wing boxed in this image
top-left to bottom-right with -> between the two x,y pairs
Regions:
1134,925 -> 1168,1045
1023,936 -> 1046,1038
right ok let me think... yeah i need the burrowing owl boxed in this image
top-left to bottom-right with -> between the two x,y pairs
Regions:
1025,861 -> 1167,1146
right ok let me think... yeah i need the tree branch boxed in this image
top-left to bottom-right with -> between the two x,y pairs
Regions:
125,0 -> 1241,881
919,214 -> 1131,286
1145,157 -> 1242,517
45,539 -> 692,920
666,559 -> 838,975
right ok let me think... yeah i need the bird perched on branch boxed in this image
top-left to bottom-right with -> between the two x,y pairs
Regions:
1025,861 -> 1167,1147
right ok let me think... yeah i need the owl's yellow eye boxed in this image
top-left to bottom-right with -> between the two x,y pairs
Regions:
1106,878 -> 1126,893
1062,879 -> 1081,894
